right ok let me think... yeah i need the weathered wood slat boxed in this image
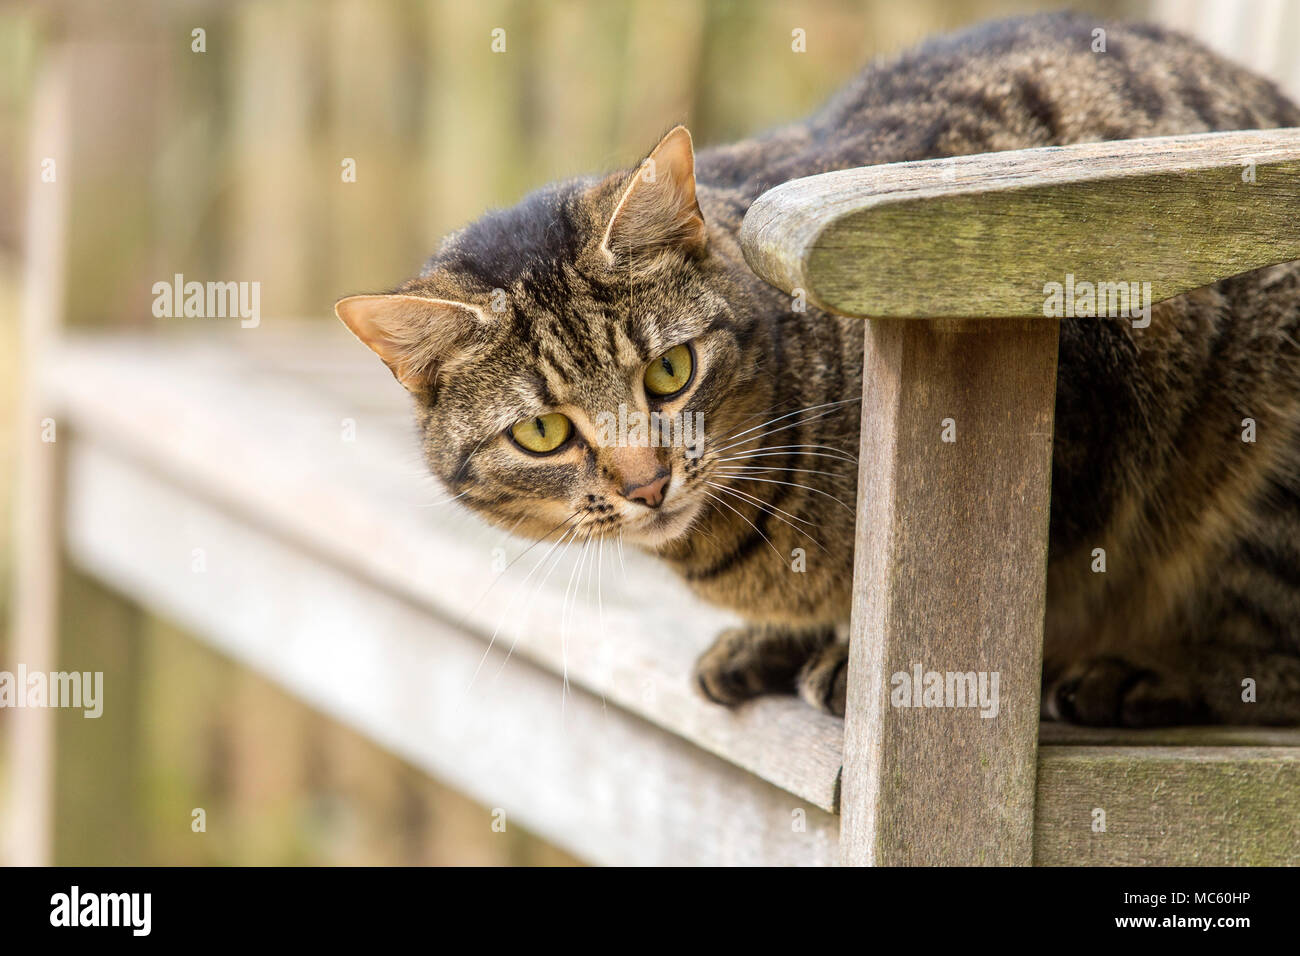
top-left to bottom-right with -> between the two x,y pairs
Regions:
63,437 -> 839,866
740,128 -> 1300,318
1040,722 -> 1300,747
44,330 -> 844,813
1035,745 -> 1300,866
839,318 -> 1058,865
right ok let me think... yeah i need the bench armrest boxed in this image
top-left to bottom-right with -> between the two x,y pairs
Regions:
741,129 -> 1300,318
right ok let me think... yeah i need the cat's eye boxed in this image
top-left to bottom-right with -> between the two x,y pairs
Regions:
510,413 -> 573,454
643,343 -> 694,398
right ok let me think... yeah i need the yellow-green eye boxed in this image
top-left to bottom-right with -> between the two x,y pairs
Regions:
510,413 -> 572,454
644,343 -> 693,397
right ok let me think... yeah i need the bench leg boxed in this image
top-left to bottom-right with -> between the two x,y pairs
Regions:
839,318 -> 1058,866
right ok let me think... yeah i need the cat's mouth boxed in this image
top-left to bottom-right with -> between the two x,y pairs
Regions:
624,494 -> 704,547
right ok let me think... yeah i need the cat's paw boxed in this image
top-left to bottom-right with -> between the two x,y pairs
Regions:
1043,655 -> 1209,727
693,625 -> 828,708
797,642 -> 848,717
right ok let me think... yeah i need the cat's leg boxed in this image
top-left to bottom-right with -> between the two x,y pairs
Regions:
1043,649 -> 1300,726
694,624 -> 835,709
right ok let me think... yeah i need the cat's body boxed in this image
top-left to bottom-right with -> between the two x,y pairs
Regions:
338,13 -> 1300,726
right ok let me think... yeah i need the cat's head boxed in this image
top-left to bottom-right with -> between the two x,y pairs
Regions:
336,126 -> 770,550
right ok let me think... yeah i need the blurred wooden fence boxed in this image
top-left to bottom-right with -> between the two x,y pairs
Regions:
49,0 -> 1142,328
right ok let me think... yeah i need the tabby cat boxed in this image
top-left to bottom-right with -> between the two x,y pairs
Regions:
336,13 -> 1300,726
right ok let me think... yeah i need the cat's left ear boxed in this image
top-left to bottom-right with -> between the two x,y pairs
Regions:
601,125 -> 707,263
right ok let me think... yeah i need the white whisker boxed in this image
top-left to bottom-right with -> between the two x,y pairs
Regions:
717,446 -> 858,465
710,405 -> 855,457
491,520 -> 584,681
714,464 -> 844,479
455,510 -> 582,632
700,489 -> 785,563
705,479 -> 818,528
465,517 -> 581,700
559,531 -> 595,721
713,395 -> 859,447
417,489 -> 471,507
711,472 -> 856,513
705,481 -> 830,553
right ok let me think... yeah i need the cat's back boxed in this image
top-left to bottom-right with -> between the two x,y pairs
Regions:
697,12 -> 1300,199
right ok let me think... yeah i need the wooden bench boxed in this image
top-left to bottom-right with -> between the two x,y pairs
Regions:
7,58 -> 1299,866
742,128 -> 1300,865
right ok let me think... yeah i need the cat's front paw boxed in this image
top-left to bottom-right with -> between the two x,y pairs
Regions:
693,625 -> 832,709
797,642 -> 848,717
1044,655 -> 1209,727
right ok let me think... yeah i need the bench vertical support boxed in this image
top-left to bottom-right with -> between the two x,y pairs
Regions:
840,318 -> 1058,865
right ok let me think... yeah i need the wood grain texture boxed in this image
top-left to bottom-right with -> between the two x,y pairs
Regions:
740,128 -> 1300,318
62,437 -> 839,866
840,318 -> 1058,865
1040,723 -> 1300,747
44,329 -> 843,812
1035,745 -> 1300,865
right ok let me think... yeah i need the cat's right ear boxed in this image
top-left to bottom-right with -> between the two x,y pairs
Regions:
601,125 -> 707,263
334,293 -> 488,392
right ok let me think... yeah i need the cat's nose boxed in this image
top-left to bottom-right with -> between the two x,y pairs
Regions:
623,471 -> 670,509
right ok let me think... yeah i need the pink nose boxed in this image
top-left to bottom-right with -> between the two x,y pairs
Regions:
623,472 -> 670,509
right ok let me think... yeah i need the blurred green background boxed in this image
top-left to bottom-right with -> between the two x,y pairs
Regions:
0,0 -> 1177,864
